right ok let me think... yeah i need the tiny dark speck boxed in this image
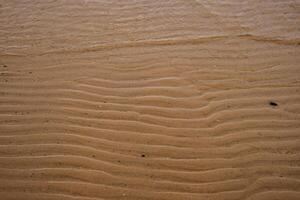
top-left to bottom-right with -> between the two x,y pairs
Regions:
3,65 -> 7,68
141,154 -> 145,158
269,101 -> 278,107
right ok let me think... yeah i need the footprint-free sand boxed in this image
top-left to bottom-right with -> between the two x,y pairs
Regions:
0,0 -> 300,199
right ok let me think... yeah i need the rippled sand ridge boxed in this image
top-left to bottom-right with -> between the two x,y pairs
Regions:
0,0 -> 300,199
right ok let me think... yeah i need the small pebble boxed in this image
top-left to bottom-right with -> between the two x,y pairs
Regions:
269,101 -> 278,107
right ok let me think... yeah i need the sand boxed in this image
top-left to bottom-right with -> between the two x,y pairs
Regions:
0,0 -> 300,199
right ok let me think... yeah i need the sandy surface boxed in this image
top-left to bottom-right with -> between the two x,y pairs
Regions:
1,0 -> 300,199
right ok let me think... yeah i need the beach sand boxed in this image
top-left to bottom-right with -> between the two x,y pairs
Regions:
0,0 -> 300,199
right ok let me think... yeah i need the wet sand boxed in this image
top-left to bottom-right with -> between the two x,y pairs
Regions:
0,0 -> 300,199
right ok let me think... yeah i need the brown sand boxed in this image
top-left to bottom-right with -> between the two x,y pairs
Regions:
1,0 -> 300,199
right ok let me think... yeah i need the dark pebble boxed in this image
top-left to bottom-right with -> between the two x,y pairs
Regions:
269,101 -> 278,107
